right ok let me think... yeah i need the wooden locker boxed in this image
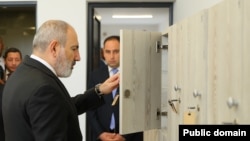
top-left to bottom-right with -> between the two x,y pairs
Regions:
118,0 -> 250,140
167,9 -> 209,141
119,29 -> 162,134
184,9 -> 208,124
207,0 -> 249,124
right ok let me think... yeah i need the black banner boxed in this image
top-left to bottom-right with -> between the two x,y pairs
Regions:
179,124 -> 250,140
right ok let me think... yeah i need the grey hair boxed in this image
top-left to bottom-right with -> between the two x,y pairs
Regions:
32,20 -> 69,52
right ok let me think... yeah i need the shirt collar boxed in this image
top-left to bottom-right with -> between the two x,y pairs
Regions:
108,66 -> 119,72
30,54 -> 57,75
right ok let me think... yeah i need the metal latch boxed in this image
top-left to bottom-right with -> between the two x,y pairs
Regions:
156,41 -> 168,53
156,108 -> 168,120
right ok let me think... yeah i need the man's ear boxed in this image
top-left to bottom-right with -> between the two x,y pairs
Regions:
49,40 -> 59,57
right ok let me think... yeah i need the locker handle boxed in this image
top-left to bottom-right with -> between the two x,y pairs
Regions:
227,97 -> 238,108
193,89 -> 201,98
174,85 -> 181,92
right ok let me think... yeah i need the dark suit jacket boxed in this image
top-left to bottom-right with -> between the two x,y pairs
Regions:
87,65 -> 143,141
2,55 -> 104,141
0,84 -> 4,141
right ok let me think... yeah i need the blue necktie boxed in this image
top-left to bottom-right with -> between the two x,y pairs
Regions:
110,68 -> 118,130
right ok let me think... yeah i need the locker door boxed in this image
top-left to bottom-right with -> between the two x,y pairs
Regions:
167,23 -> 180,141
167,18 -> 188,141
209,0 -> 250,124
207,0 -> 228,124
166,9 -> 209,141
241,0 -> 250,124
119,29 -> 162,134
207,0 -> 248,124
184,9 -> 208,124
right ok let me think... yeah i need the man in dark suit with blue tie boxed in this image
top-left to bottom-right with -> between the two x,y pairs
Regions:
87,35 -> 143,141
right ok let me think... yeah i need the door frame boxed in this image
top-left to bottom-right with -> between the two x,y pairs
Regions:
87,1 -> 174,82
0,1 -> 36,8
86,2 -> 174,140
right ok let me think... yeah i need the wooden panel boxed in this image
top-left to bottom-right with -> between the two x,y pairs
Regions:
165,0 -> 250,140
166,24 -> 178,141
120,30 -> 162,134
185,9 -> 208,124
175,17 -> 188,123
167,23 -> 182,141
144,129 -> 160,141
226,0 -> 244,124
207,0 -> 246,124
207,0 -> 229,124
166,17 -> 189,140
241,0 -> 250,124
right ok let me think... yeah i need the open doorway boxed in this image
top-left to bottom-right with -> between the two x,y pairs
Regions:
87,1 -> 173,80
0,1 -> 36,58
86,2 -> 173,141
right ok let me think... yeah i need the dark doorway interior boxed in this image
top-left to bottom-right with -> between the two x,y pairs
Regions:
0,1 -> 36,57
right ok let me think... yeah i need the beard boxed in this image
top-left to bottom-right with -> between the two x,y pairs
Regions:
55,48 -> 73,77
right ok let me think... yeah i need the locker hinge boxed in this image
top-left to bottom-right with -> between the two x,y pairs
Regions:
156,41 -> 168,53
156,108 -> 167,120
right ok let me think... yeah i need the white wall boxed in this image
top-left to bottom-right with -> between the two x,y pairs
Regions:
1,0 -> 88,140
38,1 -> 88,140
0,0 -> 224,140
173,0 -> 223,24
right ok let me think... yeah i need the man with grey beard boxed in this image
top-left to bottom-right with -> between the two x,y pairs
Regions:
2,20 -> 119,141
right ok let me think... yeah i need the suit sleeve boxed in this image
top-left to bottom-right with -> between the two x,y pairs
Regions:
86,71 -> 106,137
0,84 -> 4,141
72,88 -> 104,115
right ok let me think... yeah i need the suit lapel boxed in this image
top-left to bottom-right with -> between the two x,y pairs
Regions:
24,56 -> 77,114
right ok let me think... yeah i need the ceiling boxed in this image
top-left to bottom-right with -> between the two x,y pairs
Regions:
95,7 -> 169,25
